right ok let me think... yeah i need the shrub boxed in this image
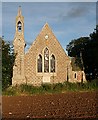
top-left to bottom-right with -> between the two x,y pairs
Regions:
41,84 -> 52,93
2,79 -> 98,96
20,84 -> 33,93
53,83 -> 63,92
3,86 -> 17,96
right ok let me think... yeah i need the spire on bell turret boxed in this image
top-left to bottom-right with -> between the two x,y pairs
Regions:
17,6 -> 22,16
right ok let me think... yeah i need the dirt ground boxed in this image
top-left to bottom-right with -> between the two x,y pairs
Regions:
2,91 -> 98,120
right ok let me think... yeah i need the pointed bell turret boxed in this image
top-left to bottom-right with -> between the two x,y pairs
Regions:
12,6 -> 25,86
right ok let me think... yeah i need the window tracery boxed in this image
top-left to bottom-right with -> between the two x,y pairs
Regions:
37,48 -> 56,73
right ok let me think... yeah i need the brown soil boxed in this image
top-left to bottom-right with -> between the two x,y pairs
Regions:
2,91 -> 98,120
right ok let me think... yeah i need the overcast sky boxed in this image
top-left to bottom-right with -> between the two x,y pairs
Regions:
2,2 -> 96,52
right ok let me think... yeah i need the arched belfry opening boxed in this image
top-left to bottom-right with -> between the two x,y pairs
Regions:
17,21 -> 22,32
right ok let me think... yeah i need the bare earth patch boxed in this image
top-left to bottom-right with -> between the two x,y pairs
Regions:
2,91 -> 98,120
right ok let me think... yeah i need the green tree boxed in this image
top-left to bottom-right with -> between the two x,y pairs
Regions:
66,37 -> 89,57
87,25 -> 98,79
66,25 -> 98,80
66,37 -> 89,71
1,37 -> 15,90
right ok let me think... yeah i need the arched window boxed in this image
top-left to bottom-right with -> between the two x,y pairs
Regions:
50,55 -> 55,72
38,54 -> 42,72
74,73 -> 76,78
44,48 -> 49,72
17,21 -> 22,32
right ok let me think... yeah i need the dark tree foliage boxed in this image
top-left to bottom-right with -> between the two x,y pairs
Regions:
66,25 -> 98,81
85,25 -> 98,80
66,37 -> 89,57
66,37 -> 89,71
1,37 -> 15,90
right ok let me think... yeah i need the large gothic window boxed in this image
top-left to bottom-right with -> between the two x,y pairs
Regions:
38,54 -> 42,72
44,48 -> 49,72
50,55 -> 55,72
17,21 -> 22,32
37,49 -> 56,73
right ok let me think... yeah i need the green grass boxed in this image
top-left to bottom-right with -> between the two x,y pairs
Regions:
2,79 -> 98,96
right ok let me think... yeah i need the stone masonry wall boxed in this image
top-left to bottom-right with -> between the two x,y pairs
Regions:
24,23 -> 70,86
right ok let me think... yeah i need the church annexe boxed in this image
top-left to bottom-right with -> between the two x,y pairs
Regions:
12,7 -> 86,86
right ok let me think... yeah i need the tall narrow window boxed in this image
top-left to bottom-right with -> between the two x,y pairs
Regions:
44,48 -> 49,72
38,54 -> 42,72
50,55 -> 55,72
17,21 -> 22,32
74,73 -> 76,78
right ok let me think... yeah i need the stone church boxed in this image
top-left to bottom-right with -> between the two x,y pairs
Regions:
12,7 -> 86,86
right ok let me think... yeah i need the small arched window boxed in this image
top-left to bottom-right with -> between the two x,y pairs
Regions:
38,54 -> 42,72
17,21 -> 22,32
44,48 -> 49,72
50,55 -> 55,72
74,73 -> 77,78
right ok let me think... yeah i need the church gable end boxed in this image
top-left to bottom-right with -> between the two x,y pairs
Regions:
24,22 -> 70,85
12,7 -> 86,86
